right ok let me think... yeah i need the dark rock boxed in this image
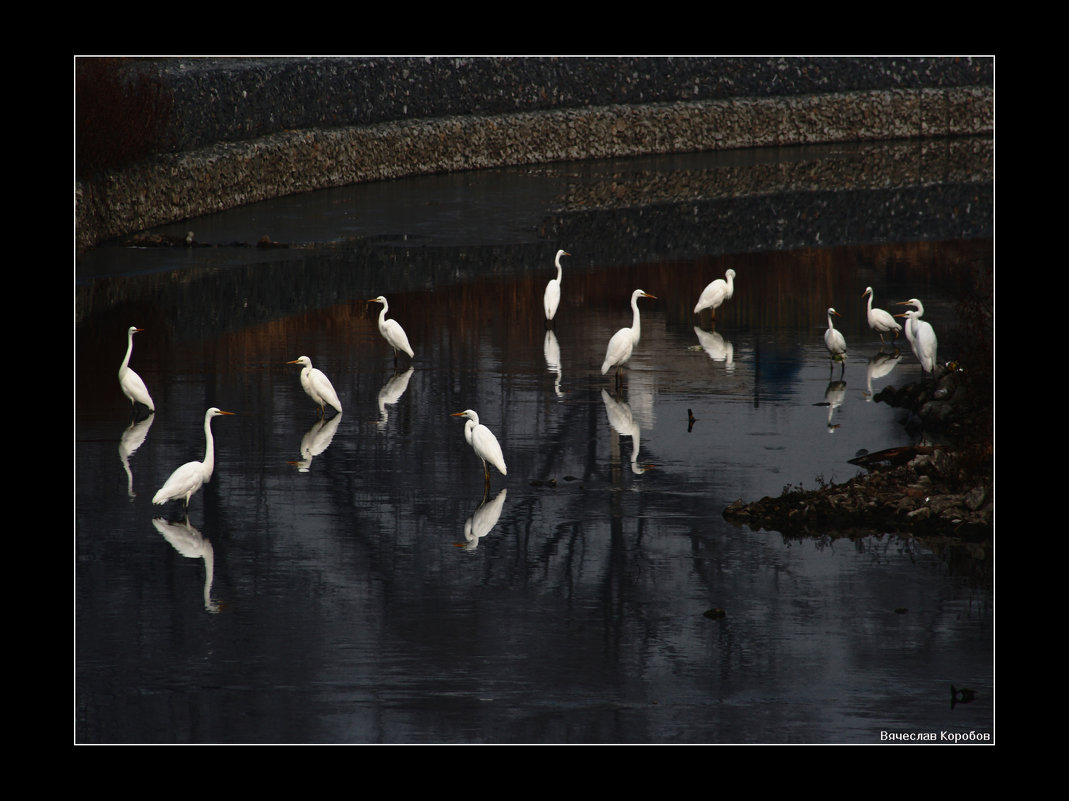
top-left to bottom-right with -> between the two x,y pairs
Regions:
724,404 -> 992,544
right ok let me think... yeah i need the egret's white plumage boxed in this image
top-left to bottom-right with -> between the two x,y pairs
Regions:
288,356 -> 343,416
543,249 -> 570,323
824,307 -> 847,364
601,289 -> 656,384
119,326 -> 155,414
153,407 -> 234,509
694,269 -> 736,318
452,409 -> 507,487
896,298 -> 929,348
368,295 -> 414,363
895,302 -> 938,377
862,286 -> 901,344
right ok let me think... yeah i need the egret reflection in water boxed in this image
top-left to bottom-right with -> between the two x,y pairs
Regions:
692,326 -> 735,371
152,517 -> 220,613
375,367 -> 414,430
118,414 -> 154,499
290,412 -> 343,472
458,488 -> 508,550
817,379 -> 848,432
543,330 -> 563,397
864,349 -> 902,399
601,389 -> 652,474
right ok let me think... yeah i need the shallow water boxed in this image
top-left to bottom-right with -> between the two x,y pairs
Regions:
76,144 -> 993,744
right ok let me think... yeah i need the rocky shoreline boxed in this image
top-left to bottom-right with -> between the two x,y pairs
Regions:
724,366 -> 993,546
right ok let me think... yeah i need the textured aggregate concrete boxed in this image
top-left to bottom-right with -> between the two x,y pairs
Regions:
75,57 -> 994,251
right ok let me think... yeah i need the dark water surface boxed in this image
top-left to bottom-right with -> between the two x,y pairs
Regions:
76,142 -> 993,744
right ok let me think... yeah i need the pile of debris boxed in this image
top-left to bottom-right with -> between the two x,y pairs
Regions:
724,365 -> 993,544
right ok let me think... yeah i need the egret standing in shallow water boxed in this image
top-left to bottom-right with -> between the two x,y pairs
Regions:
895,300 -> 938,379
824,307 -> 847,377
862,286 -> 902,345
694,268 -> 736,323
153,407 -> 234,511
452,409 -> 507,490
287,356 -> 343,417
368,295 -> 414,365
601,289 -> 657,388
119,326 -> 155,417
543,249 -> 570,326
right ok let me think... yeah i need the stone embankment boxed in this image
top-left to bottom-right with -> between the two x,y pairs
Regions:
75,57 -> 994,252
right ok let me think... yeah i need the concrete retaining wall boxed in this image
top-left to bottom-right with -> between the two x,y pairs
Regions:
75,57 -> 994,252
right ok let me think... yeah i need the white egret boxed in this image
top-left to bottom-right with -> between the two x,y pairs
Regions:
824,307 -> 847,377
895,305 -> 938,378
601,289 -> 657,387
367,295 -> 414,365
451,409 -> 507,489
862,286 -> 902,344
694,268 -> 736,320
896,297 -> 928,347
119,326 -> 155,416
543,249 -> 571,325
287,355 -> 343,417
153,407 -> 235,510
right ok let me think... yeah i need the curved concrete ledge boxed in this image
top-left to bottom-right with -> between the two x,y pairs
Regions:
76,85 -> 992,252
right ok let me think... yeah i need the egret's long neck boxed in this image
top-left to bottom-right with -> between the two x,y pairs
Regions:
465,418 -> 476,444
202,417 -> 216,479
827,312 -> 836,330
378,304 -> 389,325
631,296 -> 642,344
554,257 -> 563,282
866,293 -> 874,315
121,331 -> 134,372
913,301 -> 925,318
725,273 -> 734,298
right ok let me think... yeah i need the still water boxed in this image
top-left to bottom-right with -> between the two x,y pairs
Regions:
76,143 -> 993,744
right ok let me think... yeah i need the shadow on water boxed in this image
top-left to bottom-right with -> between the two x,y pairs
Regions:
76,139 -> 993,744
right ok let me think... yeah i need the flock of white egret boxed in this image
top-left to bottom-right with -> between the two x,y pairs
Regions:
822,286 -> 940,381
126,292 -> 421,513
120,251 -> 939,514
